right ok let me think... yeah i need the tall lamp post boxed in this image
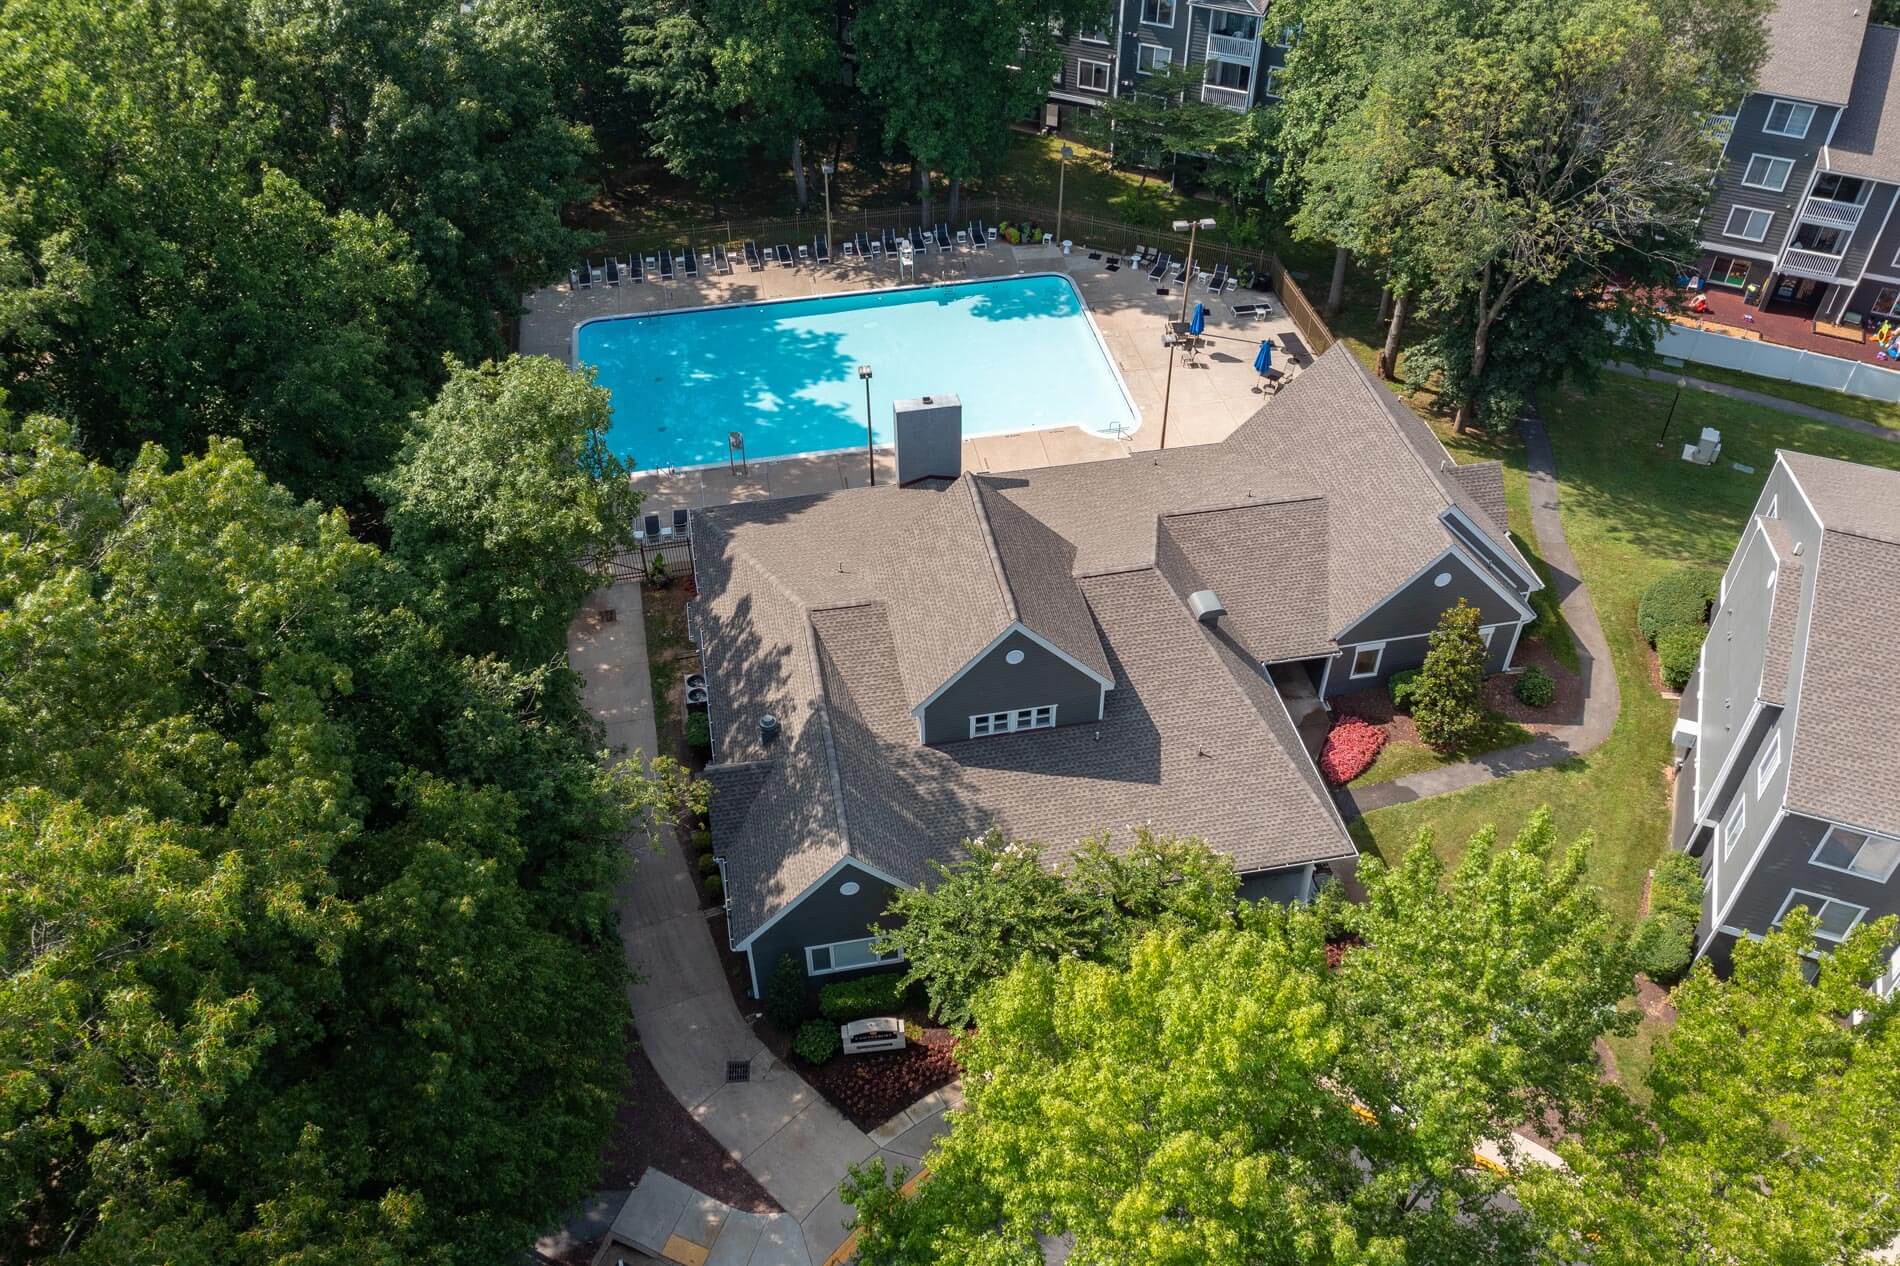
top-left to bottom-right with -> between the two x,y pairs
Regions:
821,160 -> 835,257
858,364 -> 876,486
1159,216 -> 1216,452
1056,144 -> 1073,247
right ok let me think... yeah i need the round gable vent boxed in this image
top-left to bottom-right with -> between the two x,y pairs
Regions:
1433,572 -> 1452,588
840,881 -> 861,896
1005,649 -> 1025,665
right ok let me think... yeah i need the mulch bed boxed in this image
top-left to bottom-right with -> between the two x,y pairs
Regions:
1482,637 -> 1586,730
796,1023 -> 963,1131
595,1026 -> 781,1214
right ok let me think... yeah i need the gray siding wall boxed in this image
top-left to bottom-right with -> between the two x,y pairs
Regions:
1701,704 -> 1786,926
1699,94 -> 1842,259
1850,192 -> 1900,300
1323,620 -> 1520,697
1056,36 -> 1117,100
1722,812 -> 1900,939
1692,527 -> 1781,806
744,862 -> 904,997
1324,550 -> 1526,698
1121,0 -> 1191,79
1832,182 -> 1899,286
919,629 -> 1103,744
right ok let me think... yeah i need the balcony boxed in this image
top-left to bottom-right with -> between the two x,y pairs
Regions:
1201,82 -> 1251,110
1207,32 -> 1258,61
1780,248 -> 1844,281
1800,197 -> 1865,230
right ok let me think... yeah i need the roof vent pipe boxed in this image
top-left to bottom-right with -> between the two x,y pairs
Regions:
1188,590 -> 1225,624
759,714 -> 780,743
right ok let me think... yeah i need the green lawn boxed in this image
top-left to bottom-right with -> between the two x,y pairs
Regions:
1631,355 -> 1900,434
1349,374 -> 1900,923
1351,714 -> 1533,788
977,133 -> 1226,237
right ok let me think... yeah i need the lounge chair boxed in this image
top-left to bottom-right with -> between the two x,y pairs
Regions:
882,227 -> 899,256
660,249 -> 675,281
815,234 -> 830,264
672,507 -> 690,536
628,253 -> 644,283
682,247 -> 698,279
1147,253 -> 1169,281
936,223 -> 952,251
745,239 -> 762,271
713,243 -> 730,275
605,257 -> 620,286
969,220 -> 987,248
1210,263 -> 1229,293
576,260 -> 594,289
1278,331 -> 1312,366
908,226 -> 926,253
776,244 -> 793,265
855,231 -> 871,258
643,512 -> 662,539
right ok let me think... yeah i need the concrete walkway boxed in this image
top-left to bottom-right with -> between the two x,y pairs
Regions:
1611,360 -> 1899,442
565,580 -> 952,1265
1336,407 -> 1620,817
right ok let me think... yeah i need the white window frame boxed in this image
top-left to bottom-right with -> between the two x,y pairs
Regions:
1755,729 -> 1781,795
1348,642 -> 1385,680
1077,57 -> 1110,92
1708,255 -> 1753,288
1767,494 -> 1780,519
1723,205 -> 1774,242
1741,153 -> 1794,192
1136,43 -> 1172,72
1480,624 -> 1499,648
969,704 -> 1057,739
1721,793 -> 1746,860
1261,64 -> 1283,97
1772,888 -> 1869,943
1809,824 -> 1900,883
805,936 -> 904,977
1763,98 -> 1816,139
1076,26 -> 1109,43
1140,0 -> 1176,28
1874,284 -> 1900,316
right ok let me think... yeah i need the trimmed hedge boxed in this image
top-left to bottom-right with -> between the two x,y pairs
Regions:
764,952 -> 811,1031
1633,852 -> 1705,985
691,828 -> 712,851
1649,852 -> 1704,923
697,852 -> 721,876
793,1019 -> 841,1065
819,971 -> 910,1022
1388,668 -> 1422,712
686,711 -> 711,751
1638,566 -> 1721,646
702,873 -> 724,901
1656,623 -> 1706,690
1514,665 -> 1556,709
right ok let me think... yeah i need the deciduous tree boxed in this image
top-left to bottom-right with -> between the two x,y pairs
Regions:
1411,599 -> 1488,750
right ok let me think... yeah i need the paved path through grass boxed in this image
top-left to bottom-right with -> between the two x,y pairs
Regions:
1336,408 -> 1619,817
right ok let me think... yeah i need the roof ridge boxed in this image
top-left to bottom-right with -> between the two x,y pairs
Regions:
965,475 -> 1020,625
1352,356 -> 1457,515
1161,492 -> 1327,519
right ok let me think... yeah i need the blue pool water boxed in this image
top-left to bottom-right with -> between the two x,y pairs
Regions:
573,274 -> 1138,469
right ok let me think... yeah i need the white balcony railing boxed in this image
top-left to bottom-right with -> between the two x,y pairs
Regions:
1201,82 -> 1251,111
1800,197 -> 1864,230
1780,248 -> 1844,281
1206,33 -> 1258,61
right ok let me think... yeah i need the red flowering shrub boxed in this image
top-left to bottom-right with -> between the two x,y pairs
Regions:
1318,716 -> 1386,784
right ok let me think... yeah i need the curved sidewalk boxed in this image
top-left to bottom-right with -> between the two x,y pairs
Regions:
567,581 -> 949,1265
1335,408 -> 1620,818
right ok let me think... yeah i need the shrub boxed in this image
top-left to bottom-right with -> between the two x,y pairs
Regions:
1514,665 -> 1556,709
702,873 -> 723,901
819,971 -> 910,1022
1319,716 -> 1386,785
691,828 -> 712,852
1388,668 -> 1422,712
763,953 -> 811,1031
793,1019 -> 842,1065
1656,622 -> 1706,690
1638,566 -> 1721,646
686,711 -> 710,751
1630,913 -> 1695,984
697,852 -> 721,876
1413,600 -> 1489,750
1649,851 -> 1704,923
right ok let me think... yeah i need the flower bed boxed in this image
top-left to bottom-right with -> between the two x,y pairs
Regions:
1319,715 -> 1387,784
798,1026 -> 961,1131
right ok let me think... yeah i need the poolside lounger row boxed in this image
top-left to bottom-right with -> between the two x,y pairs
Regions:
632,508 -> 691,541
816,234 -> 831,264
936,223 -> 953,252
968,219 -> 988,249
1147,253 -> 1171,281
1230,301 -> 1276,319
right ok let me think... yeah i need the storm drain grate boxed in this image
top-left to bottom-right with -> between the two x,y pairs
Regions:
726,1060 -> 750,1083
597,607 -> 617,623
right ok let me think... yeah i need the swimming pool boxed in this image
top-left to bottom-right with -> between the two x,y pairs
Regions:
572,274 -> 1139,469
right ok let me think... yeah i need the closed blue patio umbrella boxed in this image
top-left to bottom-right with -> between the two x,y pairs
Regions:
1253,338 -> 1273,375
1189,302 -> 1206,336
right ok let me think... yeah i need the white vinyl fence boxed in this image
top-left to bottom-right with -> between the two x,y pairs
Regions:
1658,323 -> 1900,404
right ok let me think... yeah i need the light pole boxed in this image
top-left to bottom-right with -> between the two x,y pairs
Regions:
1159,216 -> 1216,452
821,160 -> 835,258
858,364 -> 875,486
1056,144 -> 1073,247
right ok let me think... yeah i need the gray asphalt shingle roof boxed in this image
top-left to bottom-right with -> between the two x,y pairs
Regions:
1759,0 -> 1868,107
695,345 -> 1528,941
1825,24 -> 1900,182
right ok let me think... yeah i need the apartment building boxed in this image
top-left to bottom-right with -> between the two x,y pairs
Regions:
1696,1 -> 1900,332
1045,0 -> 1291,129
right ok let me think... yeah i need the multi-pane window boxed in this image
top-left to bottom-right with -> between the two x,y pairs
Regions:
1708,255 -> 1752,288
969,705 -> 1056,738
1755,730 -> 1781,794
1208,11 -> 1257,39
1742,154 -> 1793,191
1814,173 -> 1865,203
1136,43 -> 1172,71
1773,889 -> 1869,942
1811,825 -> 1900,882
1874,286 -> 1900,317
806,937 -> 902,976
1078,58 -> 1109,91
1793,222 -> 1846,255
1764,98 -> 1816,138
1262,64 -> 1283,97
1721,793 -> 1746,860
1723,206 -> 1772,241
1140,0 -> 1175,25
1205,59 -> 1251,91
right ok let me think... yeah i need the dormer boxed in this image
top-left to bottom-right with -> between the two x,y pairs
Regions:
913,623 -> 1113,744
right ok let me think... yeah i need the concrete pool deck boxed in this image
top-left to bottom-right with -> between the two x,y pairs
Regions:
519,237 -> 1307,513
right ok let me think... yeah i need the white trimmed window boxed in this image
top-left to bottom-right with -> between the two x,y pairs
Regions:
1721,793 -> 1746,860
1261,64 -> 1283,97
1077,58 -> 1109,92
1811,825 -> 1900,883
806,937 -> 903,976
1724,206 -> 1773,242
1137,43 -> 1172,72
1742,153 -> 1794,191
1140,0 -> 1175,25
1708,254 -> 1753,288
1773,889 -> 1868,942
1755,730 -> 1781,795
969,705 -> 1056,738
1875,285 -> 1900,317
1348,643 -> 1384,680
1763,98 -> 1816,138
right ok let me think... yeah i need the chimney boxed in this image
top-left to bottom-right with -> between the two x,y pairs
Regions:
1188,590 -> 1225,624
893,394 -> 962,487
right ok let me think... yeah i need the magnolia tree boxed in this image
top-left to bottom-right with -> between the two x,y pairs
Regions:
1412,600 -> 1489,750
